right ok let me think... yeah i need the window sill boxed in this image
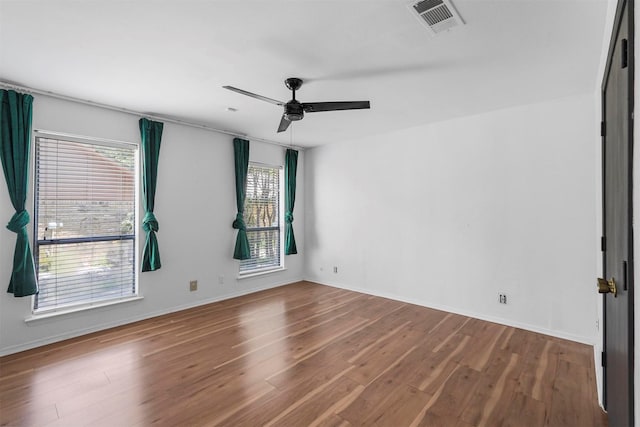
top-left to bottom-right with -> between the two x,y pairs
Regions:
25,296 -> 144,323
237,267 -> 286,280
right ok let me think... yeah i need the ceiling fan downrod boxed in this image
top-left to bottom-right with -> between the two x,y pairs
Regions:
284,78 -> 304,122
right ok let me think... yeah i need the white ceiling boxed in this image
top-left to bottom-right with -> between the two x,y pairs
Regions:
0,0 -> 608,148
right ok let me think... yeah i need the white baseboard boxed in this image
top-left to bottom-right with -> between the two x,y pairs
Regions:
2,276 -> 594,357
593,345 -> 605,408
0,278 -> 302,357
307,278 -> 595,346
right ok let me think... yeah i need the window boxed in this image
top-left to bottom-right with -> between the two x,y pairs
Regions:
33,135 -> 138,313
239,163 -> 283,274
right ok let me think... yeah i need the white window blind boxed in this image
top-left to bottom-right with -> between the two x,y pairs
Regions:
239,164 -> 282,273
34,136 -> 137,312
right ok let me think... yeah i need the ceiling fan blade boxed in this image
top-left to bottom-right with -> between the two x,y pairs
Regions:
277,115 -> 291,133
302,101 -> 370,113
222,86 -> 284,106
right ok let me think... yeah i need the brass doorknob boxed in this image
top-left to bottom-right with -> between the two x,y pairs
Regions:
597,278 -> 617,297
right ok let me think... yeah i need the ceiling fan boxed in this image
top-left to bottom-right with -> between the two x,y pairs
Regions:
223,78 -> 370,133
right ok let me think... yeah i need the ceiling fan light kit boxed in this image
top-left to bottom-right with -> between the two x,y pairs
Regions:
223,77 -> 371,133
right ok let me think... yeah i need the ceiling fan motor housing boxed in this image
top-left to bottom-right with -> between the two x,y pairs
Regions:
284,100 -> 304,121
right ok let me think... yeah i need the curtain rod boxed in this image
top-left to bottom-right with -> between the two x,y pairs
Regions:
0,81 -> 305,151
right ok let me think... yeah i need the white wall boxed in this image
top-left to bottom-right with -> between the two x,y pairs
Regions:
0,94 -> 305,355
304,93 -> 599,344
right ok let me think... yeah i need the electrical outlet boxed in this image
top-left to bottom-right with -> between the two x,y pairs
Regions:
333,266 -> 338,273
499,294 -> 507,304
190,280 -> 198,292
218,275 -> 224,285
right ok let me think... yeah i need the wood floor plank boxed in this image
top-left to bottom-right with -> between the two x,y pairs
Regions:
423,313 -> 470,347
500,392 -> 547,427
0,281 -> 606,427
220,366 -> 355,427
338,341 -> 446,424
363,385 -> 431,427
418,411 -> 476,427
345,328 -> 422,385
428,365 -> 482,420
312,414 -> 353,427
459,323 -> 508,371
0,400 -> 58,427
264,376 -> 360,427
409,334 -> 470,393
548,358 -> 603,427
472,352 -> 520,426
266,349 -> 353,390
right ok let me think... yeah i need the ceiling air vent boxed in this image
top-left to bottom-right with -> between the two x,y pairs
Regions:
408,0 -> 464,35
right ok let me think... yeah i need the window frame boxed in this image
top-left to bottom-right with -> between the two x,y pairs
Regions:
238,162 -> 285,276
31,131 -> 140,315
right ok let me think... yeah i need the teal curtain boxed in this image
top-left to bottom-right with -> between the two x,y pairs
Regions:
139,118 -> 163,272
232,138 -> 250,260
0,90 -> 38,296
284,148 -> 298,255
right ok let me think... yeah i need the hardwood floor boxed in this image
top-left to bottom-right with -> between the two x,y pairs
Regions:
0,281 -> 607,426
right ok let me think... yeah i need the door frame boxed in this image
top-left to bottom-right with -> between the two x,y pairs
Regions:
600,0 -> 635,420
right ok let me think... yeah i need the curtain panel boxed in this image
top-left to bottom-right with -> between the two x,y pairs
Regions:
139,118 -> 163,272
232,138 -> 250,260
0,89 -> 38,296
284,148 -> 298,255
